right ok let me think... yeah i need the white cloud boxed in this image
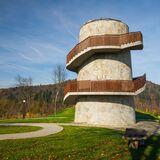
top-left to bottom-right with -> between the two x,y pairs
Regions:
30,46 -> 43,57
17,52 -> 33,61
53,10 -> 79,41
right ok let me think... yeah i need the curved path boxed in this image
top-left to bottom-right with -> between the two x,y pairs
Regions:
0,123 -> 63,140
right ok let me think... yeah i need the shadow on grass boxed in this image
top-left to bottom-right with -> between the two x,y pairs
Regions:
136,111 -> 157,122
130,135 -> 160,160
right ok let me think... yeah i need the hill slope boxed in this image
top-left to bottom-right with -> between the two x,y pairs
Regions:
0,81 -> 159,119
134,81 -> 160,115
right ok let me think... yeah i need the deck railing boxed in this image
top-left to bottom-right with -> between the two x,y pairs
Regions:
67,32 -> 143,63
64,74 -> 146,96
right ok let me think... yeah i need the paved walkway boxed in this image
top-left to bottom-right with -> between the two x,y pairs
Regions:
58,121 -> 160,135
0,121 -> 159,140
0,123 -> 63,140
132,121 -> 160,136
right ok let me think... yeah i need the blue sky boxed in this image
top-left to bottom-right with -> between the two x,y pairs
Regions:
0,0 -> 160,88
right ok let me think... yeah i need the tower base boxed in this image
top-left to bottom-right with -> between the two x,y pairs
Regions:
75,95 -> 136,127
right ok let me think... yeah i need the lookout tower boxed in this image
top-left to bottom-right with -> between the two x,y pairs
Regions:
64,18 -> 146,127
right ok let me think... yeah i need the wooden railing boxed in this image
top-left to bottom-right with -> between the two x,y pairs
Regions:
67,32 -> 143,63
64,74 -> 146,96
133,74 -> 146,91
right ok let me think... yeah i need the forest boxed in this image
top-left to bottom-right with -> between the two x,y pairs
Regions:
0,80 -> 159,119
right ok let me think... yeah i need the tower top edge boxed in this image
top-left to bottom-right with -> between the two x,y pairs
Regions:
80,18 -> 128,28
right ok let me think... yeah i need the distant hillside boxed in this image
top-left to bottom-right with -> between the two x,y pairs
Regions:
0,81 -> 159,119
135,81 -> 160,115
0,83 -> 66,119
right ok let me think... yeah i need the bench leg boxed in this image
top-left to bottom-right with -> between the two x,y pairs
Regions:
128,140 -> 139,149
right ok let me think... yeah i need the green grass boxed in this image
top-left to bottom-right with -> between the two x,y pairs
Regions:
0,126 -> 134,160
136,110 -> 159,122
0,107 -> 75,124
0,126 -> 159,160
0,126 -> 42,134
0,106 -> 158,124
0,107 -> 159,159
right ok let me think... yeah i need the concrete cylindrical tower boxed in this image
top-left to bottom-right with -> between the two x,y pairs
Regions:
79,19 -> 129,42
76,19 -> 134,127
64,18 -> 145,127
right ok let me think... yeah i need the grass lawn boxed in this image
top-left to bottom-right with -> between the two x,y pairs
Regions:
0,125 -> 42,134
0,107 -> 75,124
136,110 -> 159,122
0,107 -> 159,159
0,126 -> 159,160
0,106 -> 158,124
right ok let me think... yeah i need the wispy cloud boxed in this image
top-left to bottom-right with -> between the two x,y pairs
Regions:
17,52 -> 33,61
53,10 -> 79,41
0,62 -> 31,71
0,45 -> 33,62
0,0 -> 160,88
35,42 -> 65,54
0,38 -> 66,64
30,46 -> 43,57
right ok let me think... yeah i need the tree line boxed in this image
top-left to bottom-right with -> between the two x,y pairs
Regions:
0,68 -> 160,119
0,64 -> 66,119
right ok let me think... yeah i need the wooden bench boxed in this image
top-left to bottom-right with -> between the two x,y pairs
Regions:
123,128 -> 148,149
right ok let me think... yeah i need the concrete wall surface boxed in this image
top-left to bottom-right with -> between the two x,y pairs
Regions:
73,19 -> 136,127
75,95 -> 136,127
77,51 -> 132,81
79,19 -> 129,42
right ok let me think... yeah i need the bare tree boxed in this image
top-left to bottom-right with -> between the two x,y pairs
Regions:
15,75 -> 33,119
52,64 -> 66,116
